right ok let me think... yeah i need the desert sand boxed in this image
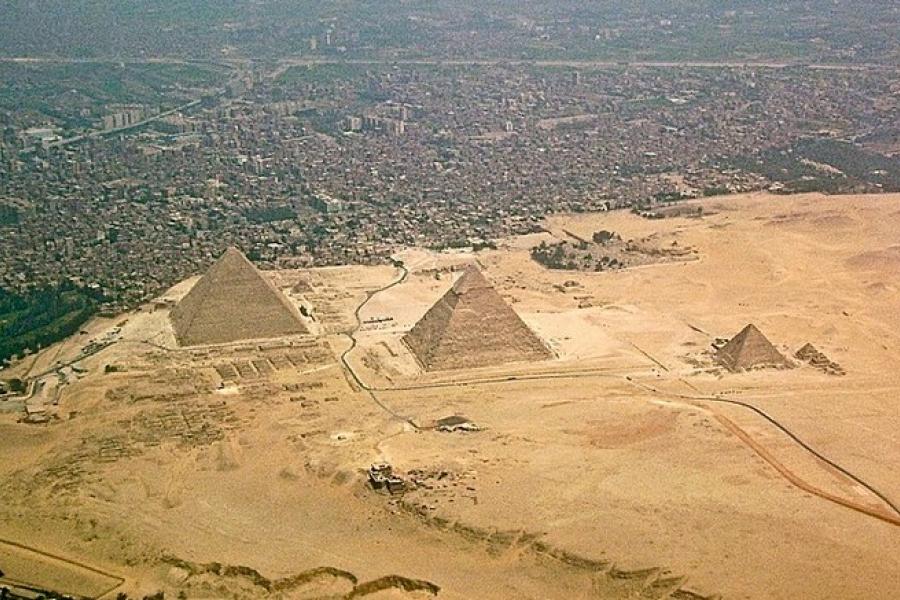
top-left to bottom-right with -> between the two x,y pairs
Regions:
1,192 -> 899,599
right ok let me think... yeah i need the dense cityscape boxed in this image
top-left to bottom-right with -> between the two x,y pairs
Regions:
3,1 -> 899,64
0,0 -> 898,356
2,62 -> 899,313
2,4 -> 900,600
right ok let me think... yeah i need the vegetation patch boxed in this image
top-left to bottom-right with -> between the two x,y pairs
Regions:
0,283 -> 100,364
731,138 -> 900,194
531,230 -> 696,272
0,204 -> 21,226
244,205 -> 297,224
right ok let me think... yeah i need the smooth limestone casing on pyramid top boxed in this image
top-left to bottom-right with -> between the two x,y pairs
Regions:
171,247 -> 308,346
403,266 -> 552,371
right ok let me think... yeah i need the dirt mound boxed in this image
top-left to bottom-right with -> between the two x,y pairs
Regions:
846,245 -> 900,272
577,410 -> 677,449
292,277 -> 314,294
716,324 -> 790,372
349,575 -> 440,597
402,265 -> 552,371
170,247 -> 308,346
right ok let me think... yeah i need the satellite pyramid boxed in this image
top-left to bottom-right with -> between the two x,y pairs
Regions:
716,324 -> 790,372
403,265 -> 552,371
171,247 -> 308,346
795,343 -> 819,360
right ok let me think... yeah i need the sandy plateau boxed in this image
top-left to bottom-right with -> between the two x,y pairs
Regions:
2,192 -> 900,600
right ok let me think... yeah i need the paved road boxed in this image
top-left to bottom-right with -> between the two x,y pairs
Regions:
22,98 -> 205,154
3,54 -> 898,73
340,267 -> 900,526
275,57 -> 900,72
339,259 -> 418,427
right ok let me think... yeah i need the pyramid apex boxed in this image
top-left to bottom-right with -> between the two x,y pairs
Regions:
452,264 -> 491,294
219,246 -> 248,260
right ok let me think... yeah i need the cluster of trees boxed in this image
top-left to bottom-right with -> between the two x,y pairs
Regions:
530,240 -> 622,272
244,205 -> 297,224
1,588 -> 74,599
798,139 -> 900,191
592,230 -> 621,244
0,283 -> 100,364
531,241 -> 571,269
0,585 -> 174,600
436,238 -> 498,252
733,138 -> 900,194
0,377 -> 25,393
0,205 -> 20,225
116,591 -> 184,600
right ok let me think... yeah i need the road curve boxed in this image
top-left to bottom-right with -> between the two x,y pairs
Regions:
338,260 -> 417,428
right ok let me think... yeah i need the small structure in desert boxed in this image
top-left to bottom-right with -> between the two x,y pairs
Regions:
170,247 -> 308,346
434,415 -> 479,433
402,265 -> 552,371
715,324 -> 791,372
795,343 -> 845,375
368,463 -> 407,494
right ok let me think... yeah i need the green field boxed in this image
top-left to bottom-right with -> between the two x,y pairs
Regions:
731,138 -> 900,194
0,285 -> 98,364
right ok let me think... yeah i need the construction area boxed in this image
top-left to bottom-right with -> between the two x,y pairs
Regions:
1,192 -> 899,599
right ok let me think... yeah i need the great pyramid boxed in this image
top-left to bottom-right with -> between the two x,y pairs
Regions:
171,247 -> 308,346
403,265 -> 552,371
716,324 -> 790,372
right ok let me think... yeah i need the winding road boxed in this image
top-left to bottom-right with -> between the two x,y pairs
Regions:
338,260 -> 419,429
338,266 -> 900,527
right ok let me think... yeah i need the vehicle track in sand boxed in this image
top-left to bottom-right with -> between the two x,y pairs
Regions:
0,537 -> 124,599
340,273 -> 900,528
625,375 -> 900,526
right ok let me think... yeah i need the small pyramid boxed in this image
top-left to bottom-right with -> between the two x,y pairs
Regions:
716,324 -> 790,372
171,247 -> 308,346
795,343 -> 819,360
403,265 -> 552,371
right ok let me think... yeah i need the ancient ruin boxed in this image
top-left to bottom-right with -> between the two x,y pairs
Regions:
796,343 -> 845,375
170,247 -> 308,346
716,324 -> 791,372
4,192 -> 900,600
403,265 -> 552,370
530,229 -> 696,272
